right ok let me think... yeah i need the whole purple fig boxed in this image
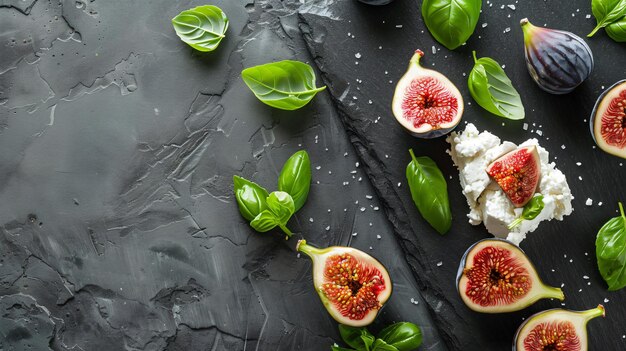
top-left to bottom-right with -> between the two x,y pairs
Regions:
520,18 -> 594,95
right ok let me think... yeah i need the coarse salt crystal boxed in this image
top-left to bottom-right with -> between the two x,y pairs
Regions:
586,198 -> 593,206
436,261 -> 443,267
355,52 -> 362,59
377,235 -> 381,239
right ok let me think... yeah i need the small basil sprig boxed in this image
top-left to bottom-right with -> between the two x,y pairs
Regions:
331,322 -> 422,351
596,202 -> 626,291
250,191 -> 295,236
242,60 -> 326,110
468,51 -> 525,120
278,150 -> 311,211
171,5 -> 229,52
606,15 -> 626,41
406,149 -> 452,235
233,150 -> 311,237
508,195 -> 545,230
421,0 -> 482,50
588,0 -> 626,37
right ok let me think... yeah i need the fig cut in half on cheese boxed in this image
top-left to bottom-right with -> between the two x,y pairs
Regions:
486,146 -> 541,207
392,49 -> 463,138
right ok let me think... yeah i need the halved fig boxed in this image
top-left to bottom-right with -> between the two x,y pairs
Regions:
457,239 -> 564,313
520,18 -> 594,95
391,49 -> 463,138
297,239 -> 392,326
486,146 -> 541,208
514,305 -> 605,351
590,80 -> 626,160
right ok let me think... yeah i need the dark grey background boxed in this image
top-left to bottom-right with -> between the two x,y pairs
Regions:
0,0 -> 624,350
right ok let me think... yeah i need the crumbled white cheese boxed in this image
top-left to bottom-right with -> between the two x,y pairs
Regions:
447,124 -> 574,244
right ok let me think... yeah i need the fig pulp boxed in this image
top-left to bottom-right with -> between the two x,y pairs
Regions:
590,80 -> 626,160
392,50 -> 463,138
297,240 -> 392,327
514,305 -> 605,351
457,239 -> 564,313
486,146 -> 541,208
520,18 -> 593,94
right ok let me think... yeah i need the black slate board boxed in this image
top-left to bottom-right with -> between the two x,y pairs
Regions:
299,0 -> 626,349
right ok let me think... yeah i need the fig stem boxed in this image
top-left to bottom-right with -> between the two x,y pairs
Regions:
296,239 -> 324,258
543,285 -> 565,301
580,304 -> 605,323
410,50 -> 423,66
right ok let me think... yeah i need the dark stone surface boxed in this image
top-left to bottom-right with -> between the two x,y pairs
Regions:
299,0 -> 626,349
1,0 -> 625,350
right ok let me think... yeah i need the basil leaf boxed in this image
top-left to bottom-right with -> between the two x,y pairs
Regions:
377,322 -> 423,351
508,195 -> 545,230
421,0 -> 482,50
607,15 -> 626,41
278,150 -> 311,212
468,52 -> 525,120
596,202 -> 626,291
589,0 -> 626,36
406,149 -> 452,235
250,210 -> 279,232
371,339 -> 399,351
171,5 -> 229,52
266,191 -> 295,224
241,60 -> 326,110
339,325 -> 375,350
233,176 -> 270,221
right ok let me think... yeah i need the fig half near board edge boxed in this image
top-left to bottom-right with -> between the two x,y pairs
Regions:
456,238 -> 564,313
590,79 -> 626,160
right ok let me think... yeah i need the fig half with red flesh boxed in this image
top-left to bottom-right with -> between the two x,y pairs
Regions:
296,240 -> 392,327
457,239 -> 564,313
590,80 -> 626,160
514,305 -> 605,351
486,146 -> 541,207
391,50 -> 464,138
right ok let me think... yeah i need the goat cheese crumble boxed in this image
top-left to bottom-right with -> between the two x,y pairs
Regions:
447,124 -> 574,244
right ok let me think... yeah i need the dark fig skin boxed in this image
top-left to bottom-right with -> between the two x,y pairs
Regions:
521,18 -> 593,95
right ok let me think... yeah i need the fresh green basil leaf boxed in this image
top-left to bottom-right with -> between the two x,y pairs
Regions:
250,210 -> 279,232
233,176 -> 270,221
596,202 -> 626,291
421,0 -> 482,50
278,150 -> 311,211
266,191 -> 295,224
468,52 -> 525,120
508,195 -> 544,230
241,60 -> 326,110
606,15 -> 626,41
371,339 -> 399,351
522,195 -> 544,220
589,0 -> 626,36
377,322 -> 423,351
339,325 -> 375,350
406,149 -> 452,235
171,5 -> 229,52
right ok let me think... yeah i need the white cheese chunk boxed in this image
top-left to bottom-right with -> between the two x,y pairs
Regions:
447,124 -> 574,245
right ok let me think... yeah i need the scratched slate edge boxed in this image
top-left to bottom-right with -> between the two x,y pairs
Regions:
298,0 -> 626,349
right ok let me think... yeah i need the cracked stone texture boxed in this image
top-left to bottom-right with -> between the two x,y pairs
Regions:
0,0 -> 445,350
298,0 -> 626,349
